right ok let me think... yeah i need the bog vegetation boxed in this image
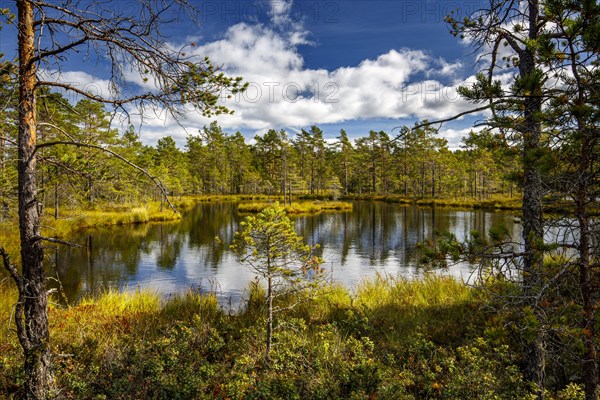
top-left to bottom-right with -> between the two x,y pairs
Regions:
1,0 -> 599,399
0,275 -> 584,400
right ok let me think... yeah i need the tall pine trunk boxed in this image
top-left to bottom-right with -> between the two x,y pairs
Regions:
577,127 -> 596,400
520,2 -> 545,396
17,0 -> 51,398
0,137 -> 7,219
265,275 -> 273,364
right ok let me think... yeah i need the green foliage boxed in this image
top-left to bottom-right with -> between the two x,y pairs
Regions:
417,232 -> 464,267
232,203 -> 323,283
3,274 -> 591,399
1,96 -> 526,215
388,336 -> 531,400
232,203 -> 324,361
555,383 -> 585,400
44,201 -> 183,234
238,200 -> 352,214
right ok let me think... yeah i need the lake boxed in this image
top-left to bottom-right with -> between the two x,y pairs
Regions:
49,201 -> 520,305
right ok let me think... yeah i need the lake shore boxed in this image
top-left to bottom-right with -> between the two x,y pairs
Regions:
238,200 -> 353,214
0,200 -> 588,399
340,194 -> 523,210
0,194 -> 512,260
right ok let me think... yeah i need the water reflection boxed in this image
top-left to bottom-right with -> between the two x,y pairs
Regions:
48,202 -> 519,304
295,202 -> 519,286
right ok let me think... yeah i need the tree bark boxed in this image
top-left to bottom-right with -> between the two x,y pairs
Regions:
577,129 -> 597,400
282,145 -> 287,207
0,136 -> 7,220
17,0 -> 51,398
519,2 -> 545,397
567,16 -> 598,395
53,185 -> 58,220
431,161 -> 435,198
266,275 -> 273,364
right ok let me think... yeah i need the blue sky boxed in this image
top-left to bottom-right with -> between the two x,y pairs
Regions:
0,0 -> 489,147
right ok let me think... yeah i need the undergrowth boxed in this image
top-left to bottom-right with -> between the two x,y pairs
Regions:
0,275 -> 563,399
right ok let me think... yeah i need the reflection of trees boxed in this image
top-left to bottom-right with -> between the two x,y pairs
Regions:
50,202 -> 521,303
51,203 -> 243,301
295,202 -> 519,268
50,223 -> 152,302
155,224 -> 183,270
185,203 -> 240,269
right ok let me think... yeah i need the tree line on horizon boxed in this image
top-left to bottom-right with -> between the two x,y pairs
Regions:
1,95 -> 519,217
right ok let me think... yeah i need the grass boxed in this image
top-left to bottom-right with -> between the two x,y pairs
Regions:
0,198 -> 199,264
352,274 -> 480,346
46,203 -> 181,236
0,274 -> 584,399
191,194 -> 273,202
0,193 -> 589,398
49,289 -> 161,348
0,195 -> 588,397
0,220 -> 20,260
342,194 -> 523,210
415,196 -> 522,210
238,200 -> 353,214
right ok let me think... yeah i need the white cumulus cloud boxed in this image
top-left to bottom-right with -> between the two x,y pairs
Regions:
54,0 -> 485,146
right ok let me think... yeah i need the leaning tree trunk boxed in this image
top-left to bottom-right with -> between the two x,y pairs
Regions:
577,135 -> 597,400
16,0 -> 51,398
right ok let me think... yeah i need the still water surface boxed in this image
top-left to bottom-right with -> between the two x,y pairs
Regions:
50,202 -> 520,304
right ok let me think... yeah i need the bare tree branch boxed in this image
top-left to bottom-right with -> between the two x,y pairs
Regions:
0,136 -> 17,146
0,247 -> 29,351
35,81 -> 150,106
32,36 -> 89,64
37,121 -> 76,141
32,236 -> 84,248
411,103 -> 494,130
390,102 -> 499,142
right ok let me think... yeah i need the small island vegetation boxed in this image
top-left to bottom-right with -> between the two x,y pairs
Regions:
238,200 -> 353,214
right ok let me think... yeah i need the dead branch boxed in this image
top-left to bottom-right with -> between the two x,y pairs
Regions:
32,236 -> 84,248
0,247 -> 29,351
0,136 -> 17,146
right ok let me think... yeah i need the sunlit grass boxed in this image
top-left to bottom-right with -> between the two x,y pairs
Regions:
160,290 -> 220,322
190,194 -> 272,202
342,194 -> 523,210
0,220 -> 20,264
0,275 -> 539,398
356,273 -> 474,309
43,202 -> 181,236
350,274 -> 481,346
49,289 -> 161,347
416,195 -> 522,210
238,200 -> 353,214
0,279 -> 18,330
0,280 -> 21,395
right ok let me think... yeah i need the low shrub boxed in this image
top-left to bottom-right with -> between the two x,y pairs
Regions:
1,275 -> 579,399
